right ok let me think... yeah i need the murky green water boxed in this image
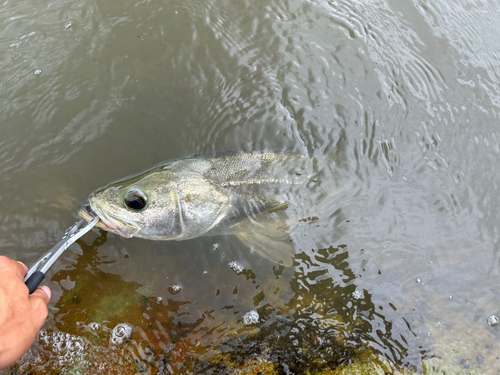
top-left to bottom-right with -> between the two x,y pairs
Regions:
1,0 -> 500,373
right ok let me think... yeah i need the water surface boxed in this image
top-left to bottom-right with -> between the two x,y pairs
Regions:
1,0 -> 500,373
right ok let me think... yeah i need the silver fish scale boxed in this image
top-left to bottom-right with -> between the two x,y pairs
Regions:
201,151 -> 313,188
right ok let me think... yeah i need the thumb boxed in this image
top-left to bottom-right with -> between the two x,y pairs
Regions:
30,286 -> 51,308
37,286 -> 51,302
29,286 -> 51,328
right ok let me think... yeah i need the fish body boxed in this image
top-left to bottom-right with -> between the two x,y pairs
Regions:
79,151 -> 319,264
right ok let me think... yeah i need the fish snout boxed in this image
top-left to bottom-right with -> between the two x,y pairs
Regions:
77,200 -> 138,238
78,201 -> 98,221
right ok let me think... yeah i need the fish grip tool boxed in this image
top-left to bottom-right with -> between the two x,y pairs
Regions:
24,217 -> 99,294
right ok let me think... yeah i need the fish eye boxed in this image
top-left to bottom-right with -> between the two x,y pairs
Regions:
124,190 -> 147,211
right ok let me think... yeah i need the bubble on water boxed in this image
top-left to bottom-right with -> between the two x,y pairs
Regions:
228,261 -> 243,275
40,331 -> 89,366
352,290 -> 363,299
242,310 -> 259,326
487,315 -> 499,327
110,323 -> 132,345
88,322 -> 100,331
168,284 -> 182,294
34,69 -> 41,75
64,21 -> 72,28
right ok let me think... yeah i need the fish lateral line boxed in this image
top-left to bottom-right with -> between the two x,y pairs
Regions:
219,178 -> 310,187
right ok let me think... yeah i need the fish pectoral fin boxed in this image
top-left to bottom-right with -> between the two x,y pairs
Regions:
266,201 -> 290,214
236,230 -> 294,267
220,197 -> 290,228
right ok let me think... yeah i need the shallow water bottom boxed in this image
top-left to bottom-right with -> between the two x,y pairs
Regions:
3,231 -> 499,375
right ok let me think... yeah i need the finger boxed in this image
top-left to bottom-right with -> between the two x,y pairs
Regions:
39,286 -> 51,301
0,255 -> 28,279
28,289 -> 50,330
17,261 -> 29,277
31,286 -> 51,306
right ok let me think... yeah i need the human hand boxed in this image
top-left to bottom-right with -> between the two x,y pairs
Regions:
0,256 -> 51,369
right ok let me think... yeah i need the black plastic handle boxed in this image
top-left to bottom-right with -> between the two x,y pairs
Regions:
25,271 -> 45,294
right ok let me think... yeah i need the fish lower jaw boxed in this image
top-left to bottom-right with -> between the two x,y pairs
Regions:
95,220 -> 117,232
93,218 -> 137,238
92,218 -> 136,238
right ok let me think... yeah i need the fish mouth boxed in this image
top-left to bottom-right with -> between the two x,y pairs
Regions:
78,201 -> 110,231
77,201 -> 123,235
77,201 -> 139,238
79,201 -> 97,219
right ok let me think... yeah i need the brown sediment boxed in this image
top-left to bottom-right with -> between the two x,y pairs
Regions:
6,242 -> 411,375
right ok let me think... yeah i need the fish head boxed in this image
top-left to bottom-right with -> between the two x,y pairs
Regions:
78,167 -> 232,240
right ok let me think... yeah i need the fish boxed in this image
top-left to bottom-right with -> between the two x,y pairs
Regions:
78,151 -> 327,265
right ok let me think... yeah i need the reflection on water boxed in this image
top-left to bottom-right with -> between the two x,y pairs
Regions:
1,0 -> 500,373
